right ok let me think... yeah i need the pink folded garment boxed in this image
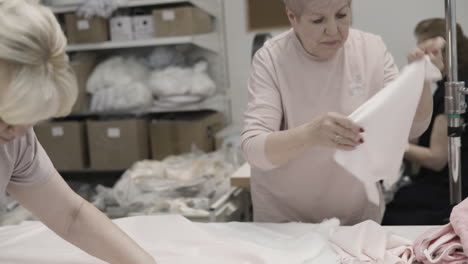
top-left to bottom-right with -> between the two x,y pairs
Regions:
329,220 -> 415,264
413,224 -> 468,264
451,198 -> 468,255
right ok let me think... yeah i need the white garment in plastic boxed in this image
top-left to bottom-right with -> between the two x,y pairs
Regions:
87,56 -> 149,94
89,81 -> 153,112
76,0 -> 125,19
148,61 -> 216,98
145,47 -> 186,70
334,57 -> 442,204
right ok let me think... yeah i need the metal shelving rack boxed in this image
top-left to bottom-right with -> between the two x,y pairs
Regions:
48,0 -> 231,119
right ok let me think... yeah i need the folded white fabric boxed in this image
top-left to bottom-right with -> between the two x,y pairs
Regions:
330,220 -> 415,264
334,56 -> 442,204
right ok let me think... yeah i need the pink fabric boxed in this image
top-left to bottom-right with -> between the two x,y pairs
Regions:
450,198 -> 468,255
329,220 -> 415,264
413,224 -> 468,264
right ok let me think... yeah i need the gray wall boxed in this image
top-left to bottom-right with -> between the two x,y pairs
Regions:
225,0 -> 468,125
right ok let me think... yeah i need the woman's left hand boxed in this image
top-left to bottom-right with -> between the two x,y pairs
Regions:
408,36 -> 445,71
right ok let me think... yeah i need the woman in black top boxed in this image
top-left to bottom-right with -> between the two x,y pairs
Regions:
383,18 -> 468,225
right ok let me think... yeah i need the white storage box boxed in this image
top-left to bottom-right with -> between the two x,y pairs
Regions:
110,16 -> 133,41
132,15 -> 154,40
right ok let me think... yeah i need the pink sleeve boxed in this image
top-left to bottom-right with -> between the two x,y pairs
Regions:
241,48 -> 283,171
381,39 -> 399,88
8,129 -> 54,187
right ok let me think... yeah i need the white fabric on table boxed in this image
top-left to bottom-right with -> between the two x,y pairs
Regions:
0,215 -> 339,264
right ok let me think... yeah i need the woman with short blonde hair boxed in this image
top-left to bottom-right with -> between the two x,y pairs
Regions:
0,1 -> 156,263
242,0 -> 443,224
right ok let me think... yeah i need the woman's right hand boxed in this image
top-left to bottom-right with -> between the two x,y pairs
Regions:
305,112 -> 364,151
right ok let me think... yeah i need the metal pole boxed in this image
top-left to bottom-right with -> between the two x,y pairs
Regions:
445,0 -> 466,205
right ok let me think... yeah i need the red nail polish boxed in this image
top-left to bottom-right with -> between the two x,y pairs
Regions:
360,138 -> 364,143
360,128 -> 365,133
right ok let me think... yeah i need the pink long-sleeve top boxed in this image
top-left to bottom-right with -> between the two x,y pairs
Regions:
241,28 -> 429,225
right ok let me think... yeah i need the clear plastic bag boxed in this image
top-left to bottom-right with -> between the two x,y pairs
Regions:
112,148 -> 234,214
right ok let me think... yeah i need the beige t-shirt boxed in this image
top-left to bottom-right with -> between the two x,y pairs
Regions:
242,29 -> 429,225
1,128 -> 53,194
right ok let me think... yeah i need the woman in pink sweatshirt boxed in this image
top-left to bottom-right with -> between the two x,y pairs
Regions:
241,0 -> 445,225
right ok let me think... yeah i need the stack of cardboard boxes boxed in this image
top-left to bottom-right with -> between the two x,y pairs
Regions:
63,5 -> 213,44
36,112 -> 225,171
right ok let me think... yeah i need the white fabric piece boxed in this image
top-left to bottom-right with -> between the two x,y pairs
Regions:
87,56 -> 149,94
148,61 -> 216,98
0,215 -> 340,264
76,0 -> 125,19
89,81 -> 153,112
334,57 -> 442,204
145,47 -> 186,70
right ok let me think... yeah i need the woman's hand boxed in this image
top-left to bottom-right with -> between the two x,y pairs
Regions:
408,36 -> 445,71
305,112 -> 364,151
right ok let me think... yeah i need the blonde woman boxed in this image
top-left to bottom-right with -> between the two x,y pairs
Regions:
0,0 -> 156,263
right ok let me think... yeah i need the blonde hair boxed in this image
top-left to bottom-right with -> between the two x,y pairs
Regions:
0,0 -> 77,125
282,0 -> 352,17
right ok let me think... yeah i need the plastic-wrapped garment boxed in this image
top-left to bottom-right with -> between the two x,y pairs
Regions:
148,61 -> 216,98
413,224 -> 468,264
87,56 -> 149,94
144,47 -> 186,70
89,81 -> 153,112
148,66 -> 192,96
330,220 -> 415,264
76,0 -> 125,19
112,150 -> 233,213
450,198 -> 468,255
190,61 -> 216,96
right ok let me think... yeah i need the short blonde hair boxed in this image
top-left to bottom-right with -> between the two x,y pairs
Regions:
282,0 -> 352,17
0,0 -> 77,125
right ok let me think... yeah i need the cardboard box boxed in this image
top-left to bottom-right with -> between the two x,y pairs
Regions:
87,119 -> 149,170
110,16 -> 134,41
70,55 -> 96,113
35,121 -> 87,171
132,15 -> 154,40
65,14 -> 109,44
150,112 -> 225,160
246,0 -> 290,31
152,7 -> 213,37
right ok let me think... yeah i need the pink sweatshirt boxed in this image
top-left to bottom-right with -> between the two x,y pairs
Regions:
241,29 -> 429,225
